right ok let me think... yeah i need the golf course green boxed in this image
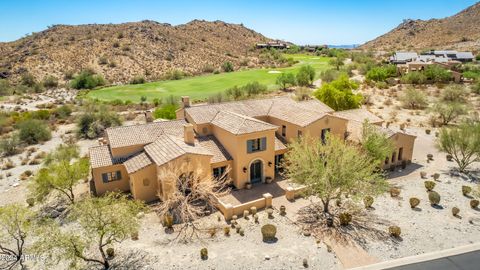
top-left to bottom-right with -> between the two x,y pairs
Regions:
86,54 -> 331,103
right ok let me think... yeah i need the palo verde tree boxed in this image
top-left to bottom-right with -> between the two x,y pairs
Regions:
276,72 -> 296,90
313,74 -> 363,111
34,193 -> 145,270
329,55 -> 345,71
296,65 -> 316,86
0,204 -> 37,269
29,144 -> 89,205
437,121 -> 480,172
283,134 -> 387,214
360,120 -> 395,167
156,162 -> 231,240
431,101 -> 467,125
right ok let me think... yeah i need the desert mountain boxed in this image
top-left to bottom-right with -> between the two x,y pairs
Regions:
0,20 -> 272,84
360,2 -> 480,52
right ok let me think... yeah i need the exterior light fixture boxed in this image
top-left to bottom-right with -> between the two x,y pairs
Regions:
268,161 -> 273,167
243,167 -> 247,173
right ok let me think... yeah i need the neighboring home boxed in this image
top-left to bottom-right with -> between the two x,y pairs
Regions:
89,96 -> 416,203
391,50 -> 474,65
389,52 -> 418,64
425,50 -> 474,63
256,41 -> 289,49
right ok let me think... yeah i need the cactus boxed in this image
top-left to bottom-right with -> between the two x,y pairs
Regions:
224,226 -> 230,236
420,171 -> 427,179
162,213 -> 174,229
236,225 -> 242,234
432,173 -> 440,181
339,212 -> 352,226
446,154 -> 453,161
239,228 -> 245,236
267,208 -> 274,218
200,248 -> 208,260
428,191 -> 441,205
452,207 -> 460,216
131,231 -> 139,240
254,214 -> 259,223
389,226 -> 401,238
409,197 -> 420,208
26,198 -> 35,207
280,205 -> 286,216
462,186 -> 472,196
425,129 -> 431,134
303,258 -> 309,268
106,247 -> 115,258
390,187 -> 400,197
243,210 -> 249,219
250,206 -> 257,215
363,196 -> 374,208
470,199 -> 479,209
261,224 -> 277,242
427,154 -> 433,161
424,181 -> 436,191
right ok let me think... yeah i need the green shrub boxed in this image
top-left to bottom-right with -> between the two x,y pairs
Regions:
424,65 -> 452,83
70,69 -> 106,89
164,69 -> 185,80
53,105 -> 72,119
470,199 -> 479,209
261,224 -> 277,242
424,181 -> 436,191
462,186 -> 472,196
296,65 -> 316,86
428,191 -> 441,205
363,196 -> 374,208
313,74 -> 362,111
390,187 -> 400,197
222,61 -> 234,72
440,85 -> 469,102
401,71 -> 427,84
409,197 -> 420,208
0,79 -> 13,96
200,248 -> 208,260
42,75 -> 59,89
17,119 -> 51,144
77,105 -> 122,139
320,69 -> 346,83
452,207 -> 460,216
153,104 -> 179,120
0,134 -> 20,156
389,226 -> 401,238
130,75 -> 146,85
400,87 -> 428,109
366,65 -> 396,82
339,212 -> 352,226
21,73 -> 37,87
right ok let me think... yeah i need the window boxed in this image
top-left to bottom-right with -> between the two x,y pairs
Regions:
247,137 -> 266,153
102,171 -> 121,183
321,128 -> 330,144
281,125 -> 286,137
143,178 -> 150,186
385,157 -> 389,165
297,130 -> 303,137
213,166 -> 227,180
391,152 -> 396,163
398,148 -> 403,161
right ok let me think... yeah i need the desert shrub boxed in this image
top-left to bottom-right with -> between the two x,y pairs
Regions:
401,71 -> 427,84
21,73 -> 37,87
431,101 -> 467,125
428,191 -> 441,205
452,207 -> 460,216
420,171 -> 427,178
424,65 -> 452,83
409,197 -> 420,208
0,134 -> 20,156
261,224 -> 277,242
339,212 -> 352,226
200,248 -> 208,260
164,69 -> 185,80
222,61 -> 234,72
77,104 -> 122,139
440,85 -> 469,102
26,197 -> 35,207
424,181 -> 436,191
153,104 -> 178,120
53,105 -> 72,119
472,82 -> 480,94
223,226 -> 230,236
98,56 -> 108,65
42,75 -> 59,89
366,65 -> 397,82
462,186 -> 472,196
363,196 -> 374,208
470,199 -> 479,209
389,226 -> 401,238
0,79 -> 13,96
432,173 -> 440,181
390,187 -> 400,197
400,87 -> 428,109
130,75 -> 145,85
17,119 -> 51,144
320,69 -> 346,83
162,213 -> 174,228
70,69 -> 106,89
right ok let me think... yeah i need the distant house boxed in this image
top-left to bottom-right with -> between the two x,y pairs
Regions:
390,50 -> 474,64
256,41 -> 289,49
389,52 -> 418,64
424,50 -> 474,63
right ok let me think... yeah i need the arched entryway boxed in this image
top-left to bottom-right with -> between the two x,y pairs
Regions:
249,159 -> 263,184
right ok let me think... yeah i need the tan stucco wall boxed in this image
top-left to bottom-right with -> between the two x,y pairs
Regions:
267,116 -> 303,143
384,133 -> 416,168
129,164 -> 158,202
110,144 -> 145,159
92,164 -> 130,195
303,115 -> 348,141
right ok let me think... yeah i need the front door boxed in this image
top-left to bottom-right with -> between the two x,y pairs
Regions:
250,160 -> 262,184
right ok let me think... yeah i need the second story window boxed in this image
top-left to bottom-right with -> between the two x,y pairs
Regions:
247,137 -> 266,153
281,125 -> 286,137
297,130 -> 303,138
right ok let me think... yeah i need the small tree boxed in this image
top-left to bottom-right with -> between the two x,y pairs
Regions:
17,119 -> 52,144
400,87 -> 428,109
35,193 -> 145,270
360,121 -> 395,167
296,65 -> 316,86
29,144 -> 89,204
0,204 -> 37,269
156,163 -> 231,239
313,74 -> 362,110
276,72 -> 296,90
431,102 -> 467,125
284,135 -> 387,214
437,121 -> 480,172
440,84 -> 469,102
329,56 -> 345,71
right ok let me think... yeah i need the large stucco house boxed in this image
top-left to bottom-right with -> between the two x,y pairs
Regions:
89,96 -> 416,202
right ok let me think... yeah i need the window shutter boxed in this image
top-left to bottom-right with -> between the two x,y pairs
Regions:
116,171 -> 122,180
247,140 -> 253,153
261,137 -> 267,151
102,173 -> 108,183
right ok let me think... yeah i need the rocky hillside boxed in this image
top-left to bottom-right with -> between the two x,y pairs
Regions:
0,20 -> 272,84
361,2 -> 480,52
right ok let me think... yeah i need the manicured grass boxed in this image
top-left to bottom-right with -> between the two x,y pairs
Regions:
87,54 -> 331,103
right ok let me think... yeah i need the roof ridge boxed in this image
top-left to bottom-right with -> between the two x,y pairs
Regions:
220,110 -> 277,127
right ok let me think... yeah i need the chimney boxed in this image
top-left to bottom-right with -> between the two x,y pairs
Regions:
184,124 -> 195,145
181,96 -> 190,108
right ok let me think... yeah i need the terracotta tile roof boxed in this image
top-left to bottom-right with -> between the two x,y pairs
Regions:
89,145 -> 113,168
333,108 -> 383,124
144,135 -> 212,166
346,121 -> 397,143
274,136 -> 287,151
197,136 -> 232,163
211,111 -> 278,135
123,152 -> 153,174
267,100 -> 328,127
296,99 -> 335,113
105,120 -> 187,149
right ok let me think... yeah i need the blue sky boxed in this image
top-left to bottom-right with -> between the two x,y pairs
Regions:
1,0 -> 477,45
